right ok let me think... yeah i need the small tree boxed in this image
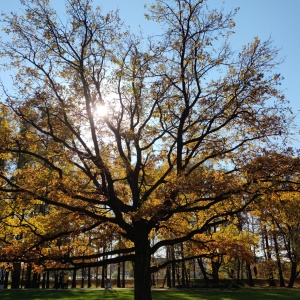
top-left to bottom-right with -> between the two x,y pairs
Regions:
249,150 -> 300,287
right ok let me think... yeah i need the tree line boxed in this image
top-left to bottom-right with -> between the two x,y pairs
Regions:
1,147 -> 299,290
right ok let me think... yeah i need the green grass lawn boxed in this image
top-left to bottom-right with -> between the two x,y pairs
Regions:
1,288 -> 300,300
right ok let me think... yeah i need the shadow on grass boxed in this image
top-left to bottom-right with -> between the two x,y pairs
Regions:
0,288 -> 133,300
1,287 -> 300,300
153,288 -> 300,300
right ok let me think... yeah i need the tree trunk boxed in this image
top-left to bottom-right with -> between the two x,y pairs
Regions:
95,267 -> 99,288
32,272 -> 38,288
240,260 -> 244,284
166,266 -> 171,288
21,265 -> 25,288
4,268 -> 9,289
211,260 -> 220,285
46,271 -> 50,289
181,243 -> 186,286
133,234 -> 152,300
87,267 -> 91,288
152,272 -> 156,287
236,258 -> 241,283
101,265 -> 107,288
176,266 -> 180,286
273,232 -> 285,287
264,231 -> 276,286
72,269 -> 77,288
165,245 -> 172,287
246,263 -> 254,286
54,272 -> 59,289
122,261 -> 126,288
38,273 -> 41,288
25,264 -> 32,288
42,272 -> 46,289
81,268 -> 85,288
171,246 -> 176,287
211,256 -> 222,285
288,262 -> 299,288
197,258 -> 210,286
11,262 -> 21,289
117,262 -> 121,288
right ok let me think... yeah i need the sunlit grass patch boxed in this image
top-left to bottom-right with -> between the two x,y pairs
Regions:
0,287 -> 300,300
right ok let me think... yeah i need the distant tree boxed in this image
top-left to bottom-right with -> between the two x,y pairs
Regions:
247,150 -> 300,287
0,0 -> 291,299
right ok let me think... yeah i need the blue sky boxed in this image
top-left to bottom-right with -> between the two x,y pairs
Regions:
106,0 -> 300,114
96,0 -> 300,141
1,0 -> 300,142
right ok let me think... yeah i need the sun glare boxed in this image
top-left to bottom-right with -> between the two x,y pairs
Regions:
95,104 -> 108,117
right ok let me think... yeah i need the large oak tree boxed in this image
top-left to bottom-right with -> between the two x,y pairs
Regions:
0,0 -> 291,298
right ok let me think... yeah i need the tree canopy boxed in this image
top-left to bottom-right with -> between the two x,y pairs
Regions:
0,0 -> 295,299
